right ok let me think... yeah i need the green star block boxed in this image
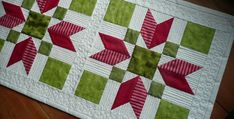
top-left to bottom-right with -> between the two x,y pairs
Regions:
181,22 -> 215,54
148,81 -> 165,98
155,99 -> 189,119
22,0 -> 35,10
163,41 -> 179,58
69,0 -> 97,16
40,58 -> 71,90
6,30 -> 20,44
53,6 -> 67,20
22,11 -> 51,39
128,46 -> 161,79
0,39 -> 5,52
104,0 -> 135,27
38,41 -> 52,56
124,28 -> 139,45
75,70 -> 108,104
109,67 -> 125,83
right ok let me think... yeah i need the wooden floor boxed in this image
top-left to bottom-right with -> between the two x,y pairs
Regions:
0,0 -> 234,119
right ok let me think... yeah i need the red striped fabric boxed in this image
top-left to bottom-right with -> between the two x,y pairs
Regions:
49,21 -> 84,36
0,15 -> 24,28
90,49 -> 130,65
159,59 -> 202,94
112,76 -> 147,119
130,78 -> 147,118
141,9 -> 157,48
37,0 -> 46,12
90,33 -> 130,65
0,1 -> 25,28
7,37 -> 37,75
22,38 -> 37,74
48,21 -> 85,52
36,0 -> 59,13
140,9 -> 174,49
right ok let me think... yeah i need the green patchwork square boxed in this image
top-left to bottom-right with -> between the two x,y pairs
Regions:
163,42 -> 179,58
69,0 -> 97,16
7,30 -> 20,43
109,67 -> 125,83
155,99 -> 189,119
0,39 -> 5,52
148,81 -> 165,98
40,57 -> 71,89
104,0 -> 135,27
128,46 -> 161,79
22,0 -> 35,10
75,70 -> 108,104
22,11 -> 51,39
124,28 -> 139,45
53,6 -> 67,20
38,41 -> 52,56
181,22 -> 215,54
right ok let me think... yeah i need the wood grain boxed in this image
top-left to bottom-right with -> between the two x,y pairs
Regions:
0,1 -> 233,119
0,86 -> 76,119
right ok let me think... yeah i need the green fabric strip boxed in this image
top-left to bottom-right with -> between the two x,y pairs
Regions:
75,70 -> 107,104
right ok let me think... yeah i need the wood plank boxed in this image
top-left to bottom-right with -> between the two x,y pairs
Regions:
0,85 -> 77,119
0,85 -> 49,119
39,103 -> 77,119
213,0 -> 234,15
210,102 -> 228,119
185,0 -> 234,15
185,0 -> 220,11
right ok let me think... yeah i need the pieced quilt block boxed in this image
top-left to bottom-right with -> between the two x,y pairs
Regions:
38,41 -> 52,56
53,6 -> 67,20
48,21 -> 85,52
112,76 -> 147,118
148,81 -> 165,98
75,70 -> 108,104
22,0 -> 35,10
40,57 -> 71,89
124,28 -> 140,45
0,0 -> 232,119
0,1 -> 25,28
109,67 -> 125,83
155,99 -> 189,119
128,46 -> 161,80
36,0 -> 59,14
69,0 -> 97,16
140,9 -> 174,49
90,33 -> 130,65
104,0 -> 135,27
163,41 -> 179,58
181,22 -> 215,54
6,30 -> 20,43
7,37 -> 37,75
22,11 -> 51,39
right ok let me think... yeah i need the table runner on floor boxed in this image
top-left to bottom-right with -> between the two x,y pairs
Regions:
0,0 -> 233,119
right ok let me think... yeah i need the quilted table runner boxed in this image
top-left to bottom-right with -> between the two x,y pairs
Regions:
0,0 -> 233,119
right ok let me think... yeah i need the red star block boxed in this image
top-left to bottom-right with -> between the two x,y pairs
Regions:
7,37 -> 37,75
158,59 -> 202,94
141,9 -> 174,49
112,76 -> 147,119
48,21 -> 85,52
0,1 -> 25,28
37,0 -> 59,13
90,33 -> 130,65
